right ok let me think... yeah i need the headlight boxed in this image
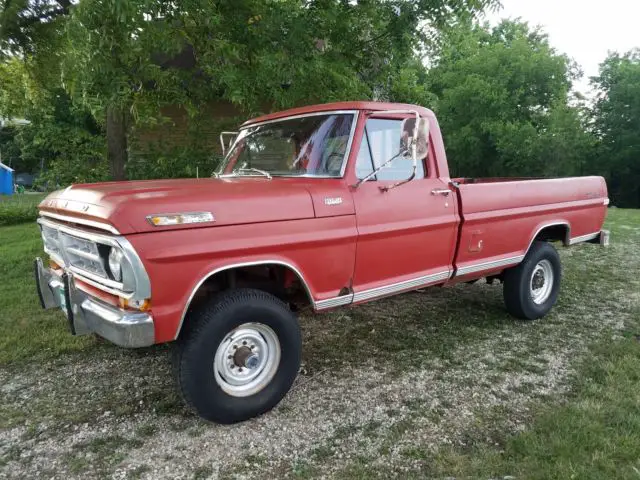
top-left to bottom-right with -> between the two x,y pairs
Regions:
108,247 -> 125,281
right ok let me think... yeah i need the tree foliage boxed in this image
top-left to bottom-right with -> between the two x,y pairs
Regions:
0,0 -> 69,53
591,50 -> 640,208
1,0 -> 497,179
1,2 -> 639,209
0,55 -> 106,186
425,20 -> 593,178
60,0 -> 497,113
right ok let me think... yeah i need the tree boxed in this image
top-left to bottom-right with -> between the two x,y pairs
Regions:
3,0 -> 498,180
0,0 -> 70,55
591,50 -> 640,208
0,57 -> 106,185
0,0 -> 106,185
425,20 -> 593,179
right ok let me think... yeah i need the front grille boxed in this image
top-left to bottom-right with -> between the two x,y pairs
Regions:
40,224 -> 64,262
38,216 -> 150,300
41,222 -> 109,279
61,233 -> 108,277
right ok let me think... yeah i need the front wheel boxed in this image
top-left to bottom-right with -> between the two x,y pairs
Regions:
172,288 -> 302,423
503,241 -> 562,320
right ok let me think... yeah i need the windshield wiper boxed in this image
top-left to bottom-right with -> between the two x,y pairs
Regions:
222,167 -> 272,179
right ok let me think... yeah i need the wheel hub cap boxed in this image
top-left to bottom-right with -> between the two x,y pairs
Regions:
233,346 -> 260,369
213,323 -> 281,397
532,270 -> 545,290
530,259 -> 554,305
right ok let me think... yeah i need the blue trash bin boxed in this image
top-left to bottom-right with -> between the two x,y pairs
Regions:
0,162 -> 15,195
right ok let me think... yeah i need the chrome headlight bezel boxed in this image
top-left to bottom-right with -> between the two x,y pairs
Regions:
37,218 -> 151,301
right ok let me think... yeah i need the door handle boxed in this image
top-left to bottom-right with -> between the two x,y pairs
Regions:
431,188 -> 451,196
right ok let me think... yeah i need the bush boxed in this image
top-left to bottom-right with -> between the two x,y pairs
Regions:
0,194 -> 47,226
127,145 -> 223,180
35,152 -> 109,190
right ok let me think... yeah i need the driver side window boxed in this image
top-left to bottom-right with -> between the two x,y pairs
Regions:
355,118 -> 425,180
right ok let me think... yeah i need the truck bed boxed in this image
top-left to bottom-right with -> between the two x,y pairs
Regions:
452,176 -> 608,278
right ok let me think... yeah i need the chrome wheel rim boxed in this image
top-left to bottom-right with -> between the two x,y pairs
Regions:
530,259 -> 554,305
213,323 -> 281,397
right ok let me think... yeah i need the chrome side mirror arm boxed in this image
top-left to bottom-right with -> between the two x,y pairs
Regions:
351,150 -> 408,189
379,165 -> 416,192
380,111 -> 423,191
219,131 -> 239,155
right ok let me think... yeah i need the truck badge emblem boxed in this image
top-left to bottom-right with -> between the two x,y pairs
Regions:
324,197 -> 343,206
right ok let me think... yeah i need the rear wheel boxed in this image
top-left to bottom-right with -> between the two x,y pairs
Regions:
503,241 -> 562,320
172,288 -> 301,423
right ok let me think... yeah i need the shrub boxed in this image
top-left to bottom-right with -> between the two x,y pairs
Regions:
0,194 -> 46,226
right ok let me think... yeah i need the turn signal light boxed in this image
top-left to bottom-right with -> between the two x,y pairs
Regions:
119,297 -> 151,312
146,212 -> 214,226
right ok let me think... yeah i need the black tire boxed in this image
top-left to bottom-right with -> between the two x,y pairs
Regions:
172,288 -> 301,423
503,241 -> 562,320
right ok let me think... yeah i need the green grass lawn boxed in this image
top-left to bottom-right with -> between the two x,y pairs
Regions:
334,337 -> 640,480
0,222 -> 96,365
1,208 -> 639,478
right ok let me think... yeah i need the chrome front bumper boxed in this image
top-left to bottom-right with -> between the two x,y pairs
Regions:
34,257 -> 155,348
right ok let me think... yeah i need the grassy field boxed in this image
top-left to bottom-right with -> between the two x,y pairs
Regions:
0,209 -> 639,479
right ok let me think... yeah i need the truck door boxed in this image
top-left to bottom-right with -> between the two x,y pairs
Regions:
349,115 -> 458,302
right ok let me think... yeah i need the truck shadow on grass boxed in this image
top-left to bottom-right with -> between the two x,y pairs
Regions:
125,281 -> 512,418
301,281 -> 512,374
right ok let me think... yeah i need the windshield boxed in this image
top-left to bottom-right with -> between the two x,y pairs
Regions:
219,113 -> 355,177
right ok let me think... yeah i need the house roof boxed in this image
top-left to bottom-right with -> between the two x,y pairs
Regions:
0,162 -> 15,172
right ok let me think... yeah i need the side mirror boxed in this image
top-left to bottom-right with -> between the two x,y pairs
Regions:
378,116 -> 429,191
400,117 -> 429,160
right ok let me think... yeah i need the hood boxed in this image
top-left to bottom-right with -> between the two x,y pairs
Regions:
38,178 -> 316,234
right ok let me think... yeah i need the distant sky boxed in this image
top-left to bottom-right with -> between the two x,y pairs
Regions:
485,0 -> 640,95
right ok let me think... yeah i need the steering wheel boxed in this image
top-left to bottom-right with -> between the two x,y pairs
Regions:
325,152 -> 345,174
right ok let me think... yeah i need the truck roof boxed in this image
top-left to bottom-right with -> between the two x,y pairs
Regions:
241,101 -> 435,128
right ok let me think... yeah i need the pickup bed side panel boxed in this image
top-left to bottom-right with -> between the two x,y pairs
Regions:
453,177 -> 607,277
128,216 -> 357,343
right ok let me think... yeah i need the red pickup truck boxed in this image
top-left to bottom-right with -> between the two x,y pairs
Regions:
35,101 -> 609,423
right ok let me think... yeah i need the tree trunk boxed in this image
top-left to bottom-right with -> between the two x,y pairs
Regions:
106,106 -> 127,181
